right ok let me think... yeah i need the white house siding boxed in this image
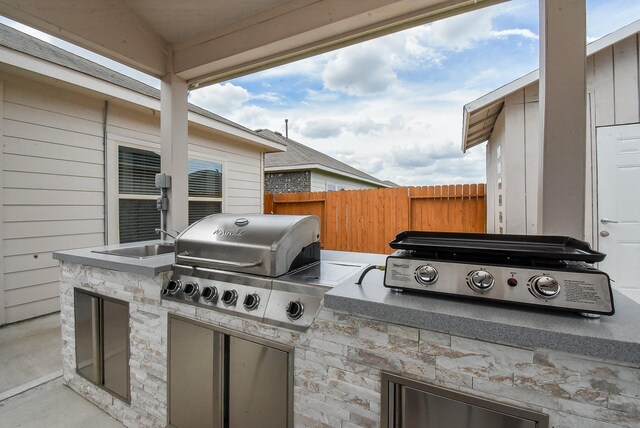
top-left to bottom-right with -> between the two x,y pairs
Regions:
0,73 -> 265,325
1,75 -> 105,324
486,34 -> 639,244
310,169 -> 378,192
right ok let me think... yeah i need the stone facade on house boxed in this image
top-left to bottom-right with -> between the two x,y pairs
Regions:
265,171 -> 312,194
60,262 -> 640,428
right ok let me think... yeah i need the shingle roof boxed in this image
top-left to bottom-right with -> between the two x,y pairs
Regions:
0,23 -> 264,139
258,129 -> 389,187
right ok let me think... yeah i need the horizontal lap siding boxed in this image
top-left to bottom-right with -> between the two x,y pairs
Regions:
2,79 -> 106,323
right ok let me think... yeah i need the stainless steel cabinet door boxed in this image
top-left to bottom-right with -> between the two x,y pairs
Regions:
169,317 -> 222,428
228,336 -> 289,428
74,291 -> 100,384
102,299 -> 129,400
401,386 -> 536,428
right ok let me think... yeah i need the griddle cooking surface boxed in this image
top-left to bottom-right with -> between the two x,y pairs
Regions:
390,231 -> 605,263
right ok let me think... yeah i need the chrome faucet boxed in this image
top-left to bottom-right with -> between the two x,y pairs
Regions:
155,228 -> 178,241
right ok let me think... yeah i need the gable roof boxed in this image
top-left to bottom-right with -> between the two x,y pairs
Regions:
461,19 -> 640,152
0,23 -> 284,152
258,129 -> 390,188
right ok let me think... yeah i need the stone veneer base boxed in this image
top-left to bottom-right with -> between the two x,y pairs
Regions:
60,262 -> 640,428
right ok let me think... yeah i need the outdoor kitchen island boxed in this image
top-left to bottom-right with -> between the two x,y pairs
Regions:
54,243 -> 640,428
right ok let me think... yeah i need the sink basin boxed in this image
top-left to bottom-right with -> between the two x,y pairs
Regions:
93,243 -> 175,258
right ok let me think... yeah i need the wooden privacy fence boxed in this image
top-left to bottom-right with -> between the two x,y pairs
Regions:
264,184 -> 486,254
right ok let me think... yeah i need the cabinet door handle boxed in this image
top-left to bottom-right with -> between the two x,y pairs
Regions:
600,218 -> 619,224
91,297 -> 102,384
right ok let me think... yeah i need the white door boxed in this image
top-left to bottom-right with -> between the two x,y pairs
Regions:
597,123 -> 640,304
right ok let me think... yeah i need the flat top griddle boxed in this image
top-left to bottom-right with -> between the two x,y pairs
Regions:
389,231 -> 605,263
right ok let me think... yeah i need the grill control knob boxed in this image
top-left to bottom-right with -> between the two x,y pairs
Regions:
221,289 -> 238,306
243,293 -> 260,311
201,286 -> 218,302
415,265 -> 438,285
166,280 -> 182,295
530,276 -> 560,299
285,301 -> 304,321
468,270 -> 494,292
184,282 -> 199,299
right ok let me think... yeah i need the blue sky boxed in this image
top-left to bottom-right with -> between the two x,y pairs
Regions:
188,0 -> 640,186
4,0 -> 640,186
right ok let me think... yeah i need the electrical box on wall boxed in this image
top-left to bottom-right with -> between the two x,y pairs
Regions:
155,173 -> 171,189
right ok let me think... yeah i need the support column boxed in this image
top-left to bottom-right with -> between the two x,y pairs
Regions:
161,73 -> 189,233
538,0 -> 587,238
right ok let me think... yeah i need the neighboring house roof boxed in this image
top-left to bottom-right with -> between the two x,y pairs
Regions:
461,19 -> 640,152
382,180 -> 400,187
0,23 -> 284,153
258,129 -> 390,188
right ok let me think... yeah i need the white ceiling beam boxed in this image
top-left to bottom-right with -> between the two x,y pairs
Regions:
175,0 -> 505,87
0,0 -> 168,76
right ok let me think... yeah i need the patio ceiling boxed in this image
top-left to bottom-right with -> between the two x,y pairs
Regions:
0,0 -> 505,88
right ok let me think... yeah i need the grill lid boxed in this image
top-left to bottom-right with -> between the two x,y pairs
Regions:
174,214 -> 320,277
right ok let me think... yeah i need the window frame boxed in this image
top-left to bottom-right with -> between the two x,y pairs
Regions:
110,138 -> 227,244
187,152 -> 225,208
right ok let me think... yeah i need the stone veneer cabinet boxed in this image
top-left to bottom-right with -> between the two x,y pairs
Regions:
58,258 -> 640,428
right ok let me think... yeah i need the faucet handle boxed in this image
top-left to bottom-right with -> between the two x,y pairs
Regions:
155,228 -> 178,240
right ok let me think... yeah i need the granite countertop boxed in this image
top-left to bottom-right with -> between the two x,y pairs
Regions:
322,250 -> 640,366
53,240 -> 174,276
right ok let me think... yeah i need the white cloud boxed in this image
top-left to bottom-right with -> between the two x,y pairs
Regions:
322,44 -> 397,96
300,119 -> 344,139
347,118 -> 386,136
491,28 -> 538,40
393,2 -> 537,59
189,83 -> 250,116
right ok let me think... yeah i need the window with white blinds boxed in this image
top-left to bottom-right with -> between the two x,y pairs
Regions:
188,158 -> 223,225
118,146 -> 161,243
117,146 -> 224,243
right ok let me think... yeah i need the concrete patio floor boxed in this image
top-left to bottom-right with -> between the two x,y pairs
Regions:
0,313 -> 62,396
0,313 -> 124,427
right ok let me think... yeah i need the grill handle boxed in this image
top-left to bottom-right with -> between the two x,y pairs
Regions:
176,254 -> 263,269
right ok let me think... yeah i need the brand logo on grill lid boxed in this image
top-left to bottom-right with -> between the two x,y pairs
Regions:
212,229 -> 244,236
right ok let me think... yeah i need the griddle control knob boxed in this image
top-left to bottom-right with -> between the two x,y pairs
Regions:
243,293 -> 260,311
415,265 -> 439,286
285,301 -> 304,321
531,276 -> 560,299
468,270 -> 495,291
221,289 -> 238,306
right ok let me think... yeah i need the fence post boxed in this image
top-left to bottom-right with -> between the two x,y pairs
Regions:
264,193 -> 274,214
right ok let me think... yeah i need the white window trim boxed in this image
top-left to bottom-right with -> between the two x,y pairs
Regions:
108,137 -> 227,243
187,152 -> 226,214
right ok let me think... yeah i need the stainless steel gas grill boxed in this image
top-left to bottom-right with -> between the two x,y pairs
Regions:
162,214 -> 367,330
384,231 -> 614,316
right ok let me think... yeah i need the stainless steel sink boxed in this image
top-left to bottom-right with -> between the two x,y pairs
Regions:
93,243 -> 175,258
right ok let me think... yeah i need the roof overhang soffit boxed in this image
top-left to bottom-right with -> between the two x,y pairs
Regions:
0,0 -> 505,89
